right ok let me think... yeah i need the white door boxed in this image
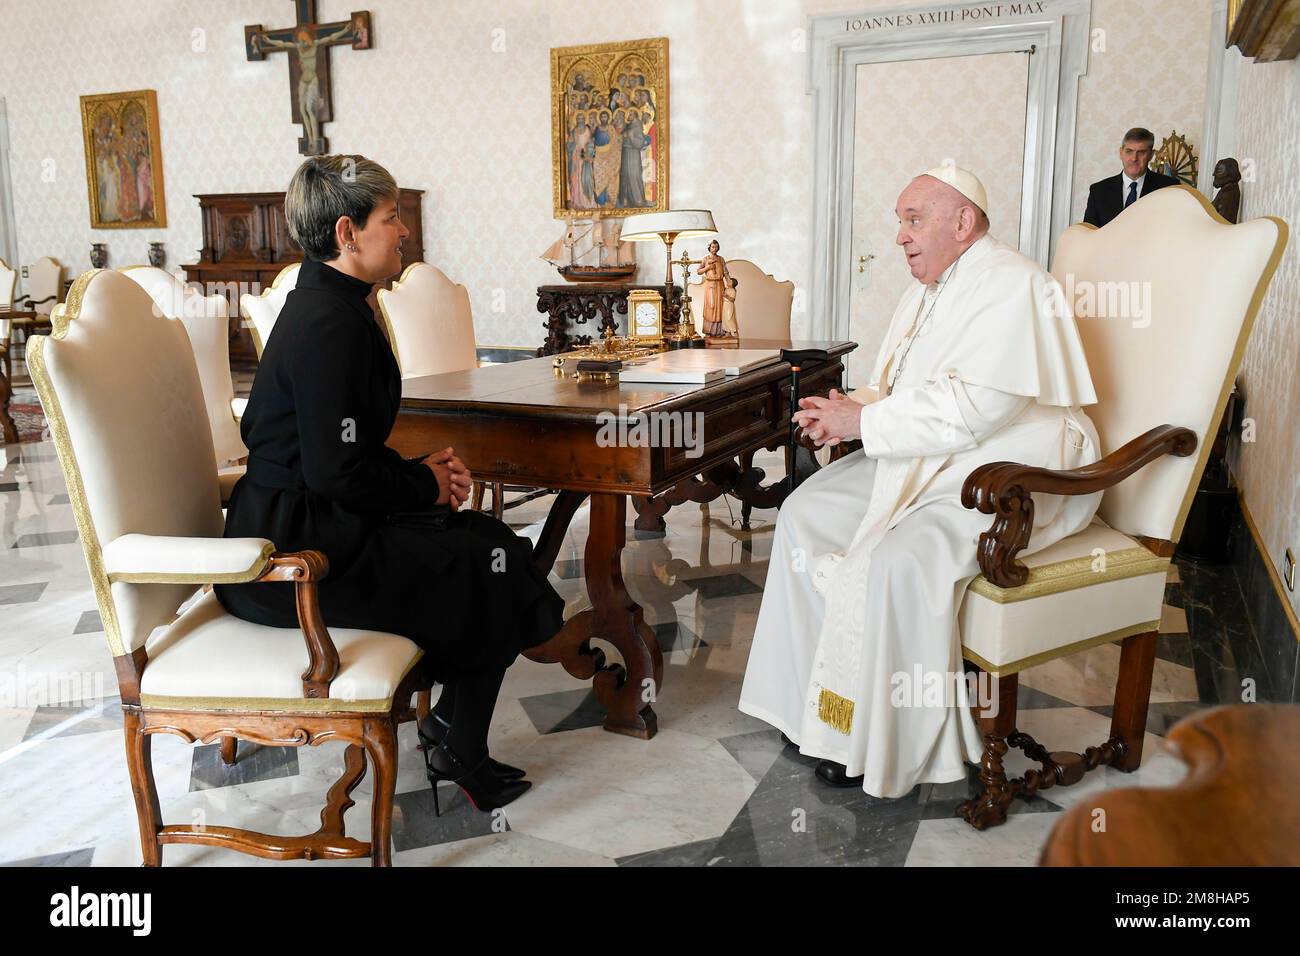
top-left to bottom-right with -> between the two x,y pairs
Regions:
846,52 -> 1030,386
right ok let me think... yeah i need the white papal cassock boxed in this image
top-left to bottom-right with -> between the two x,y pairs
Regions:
739,233 -> 1102,798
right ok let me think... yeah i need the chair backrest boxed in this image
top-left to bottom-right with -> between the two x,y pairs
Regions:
1050,186 -> 1286,541
0,256 -> 16,310
24,256 -> 65,314
239,262 -> 300,359
28,269 -> 223,657
376,262 -> 477,377
686,258 -> 793,339
121,266 -> 247,465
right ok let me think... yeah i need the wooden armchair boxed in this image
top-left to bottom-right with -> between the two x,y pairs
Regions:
12,256 -> 64,359
240,262 -> 300,359
954,187 -> 1286,828
29,269 -> 431,865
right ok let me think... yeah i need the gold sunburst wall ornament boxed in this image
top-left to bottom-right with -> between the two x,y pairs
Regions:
1150,131 -> 1199,187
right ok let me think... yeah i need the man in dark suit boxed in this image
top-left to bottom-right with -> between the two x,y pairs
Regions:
1082,127 -> 1181,227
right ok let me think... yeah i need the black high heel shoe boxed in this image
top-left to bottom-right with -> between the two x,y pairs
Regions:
426,742 -> 531,817
416,714 -> 526,781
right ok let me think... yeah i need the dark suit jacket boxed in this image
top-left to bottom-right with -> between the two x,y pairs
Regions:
1082,170 -> 1180,228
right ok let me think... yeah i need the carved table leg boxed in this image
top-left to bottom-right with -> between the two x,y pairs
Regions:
220,735 -> 238,766
528,493 -> 662,739
531,489 -> 589,574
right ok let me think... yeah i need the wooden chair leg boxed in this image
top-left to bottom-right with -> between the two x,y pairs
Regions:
1110,629 -> 1158,772
471,481 -> 484,512
492,480 -> 504,520
957,669 -> 1019,830
415,688 -> 431,726
363,717 -> 398,867
122,710 -> 163,866
220,735 -> 238,766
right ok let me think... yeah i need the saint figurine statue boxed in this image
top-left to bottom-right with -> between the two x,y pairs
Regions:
695,240 -> 732,336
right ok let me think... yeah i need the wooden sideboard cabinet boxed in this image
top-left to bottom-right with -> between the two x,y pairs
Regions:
183,189 -> 425,364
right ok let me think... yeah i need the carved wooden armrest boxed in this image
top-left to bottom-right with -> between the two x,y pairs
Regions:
253,550 -> 340,698
961,424 -> 1197,588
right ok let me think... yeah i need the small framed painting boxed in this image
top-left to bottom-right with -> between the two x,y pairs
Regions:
80,89 -> 167,229
551,37 -> 669,219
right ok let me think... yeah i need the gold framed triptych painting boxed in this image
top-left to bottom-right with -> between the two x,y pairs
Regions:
551,37 -> 668,219
79,89 -> 167,229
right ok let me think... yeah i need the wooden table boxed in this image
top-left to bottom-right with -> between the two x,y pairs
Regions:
391,338 -> 856,738
0,308 -> 39,444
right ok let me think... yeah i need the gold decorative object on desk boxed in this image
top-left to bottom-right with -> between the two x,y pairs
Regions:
551,334 -> 663,380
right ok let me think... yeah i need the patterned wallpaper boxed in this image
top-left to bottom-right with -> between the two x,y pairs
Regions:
1070,0 -> 1213,224
1,0 -> 1211,351
849,51 -> 1029,384
1230,54 -> 1300,620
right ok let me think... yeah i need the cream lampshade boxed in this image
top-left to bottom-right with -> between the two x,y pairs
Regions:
620,210 -> 718,336
620,209 -> 718,242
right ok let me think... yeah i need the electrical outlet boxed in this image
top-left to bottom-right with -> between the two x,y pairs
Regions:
1285,549 -> 1295,592
21,266 -> 28,279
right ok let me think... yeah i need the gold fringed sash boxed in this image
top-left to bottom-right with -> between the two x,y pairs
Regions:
817,688 -> 855,735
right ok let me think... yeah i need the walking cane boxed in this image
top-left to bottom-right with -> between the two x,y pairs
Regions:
779,347 -> 830,494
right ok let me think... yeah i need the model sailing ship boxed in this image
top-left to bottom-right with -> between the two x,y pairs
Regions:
541,213 -> 637,282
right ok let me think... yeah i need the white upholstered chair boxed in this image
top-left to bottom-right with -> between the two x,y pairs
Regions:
686,258 -> 794,339
121,266 -> 247,468
378,262 -> 517,517
29,268 -> 430,865
12,256 -> 64,364
951,186 -> 1286,829
377,262 -> 478,378
0,256 -> 15,309
240,262 -> 300,359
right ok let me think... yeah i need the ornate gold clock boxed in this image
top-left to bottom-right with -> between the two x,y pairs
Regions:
628,288 -> 664,343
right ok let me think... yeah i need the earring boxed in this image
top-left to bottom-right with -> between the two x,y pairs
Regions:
346,243 -> 357,253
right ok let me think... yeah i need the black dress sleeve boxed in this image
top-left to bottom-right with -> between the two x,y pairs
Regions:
290,310 -> 442,514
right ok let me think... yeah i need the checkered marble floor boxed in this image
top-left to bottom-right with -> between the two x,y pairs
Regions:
0,434 -> 1248,867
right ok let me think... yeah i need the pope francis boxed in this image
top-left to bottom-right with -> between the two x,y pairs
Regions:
738,166 -> 1102,797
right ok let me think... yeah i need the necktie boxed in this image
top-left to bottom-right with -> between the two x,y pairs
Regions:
1125,181 -> 1138,208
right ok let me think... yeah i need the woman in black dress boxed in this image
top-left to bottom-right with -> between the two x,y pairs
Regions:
216,155 -> 563,812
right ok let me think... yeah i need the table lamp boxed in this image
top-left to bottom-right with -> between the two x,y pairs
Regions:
620,210 -> 717,338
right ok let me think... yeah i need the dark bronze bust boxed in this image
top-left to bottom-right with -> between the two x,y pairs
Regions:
1212,158 -> 1241,224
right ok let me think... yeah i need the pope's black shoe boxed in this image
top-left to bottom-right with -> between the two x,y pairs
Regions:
814,760 -> 864,788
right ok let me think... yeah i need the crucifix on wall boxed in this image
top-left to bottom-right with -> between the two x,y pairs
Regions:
244,1 -> 372,156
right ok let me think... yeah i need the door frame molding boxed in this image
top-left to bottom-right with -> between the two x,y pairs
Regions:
805,0 -> 1092,340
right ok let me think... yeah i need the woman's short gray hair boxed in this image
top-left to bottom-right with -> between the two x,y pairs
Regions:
285,155 -> 398,261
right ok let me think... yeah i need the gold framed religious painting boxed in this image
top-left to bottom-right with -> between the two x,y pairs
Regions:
79,89 -> 167,229
551,37 -> 668,219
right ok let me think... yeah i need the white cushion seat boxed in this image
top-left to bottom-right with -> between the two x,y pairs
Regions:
959,521 -> 1170,675
140,591 -> 423,713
